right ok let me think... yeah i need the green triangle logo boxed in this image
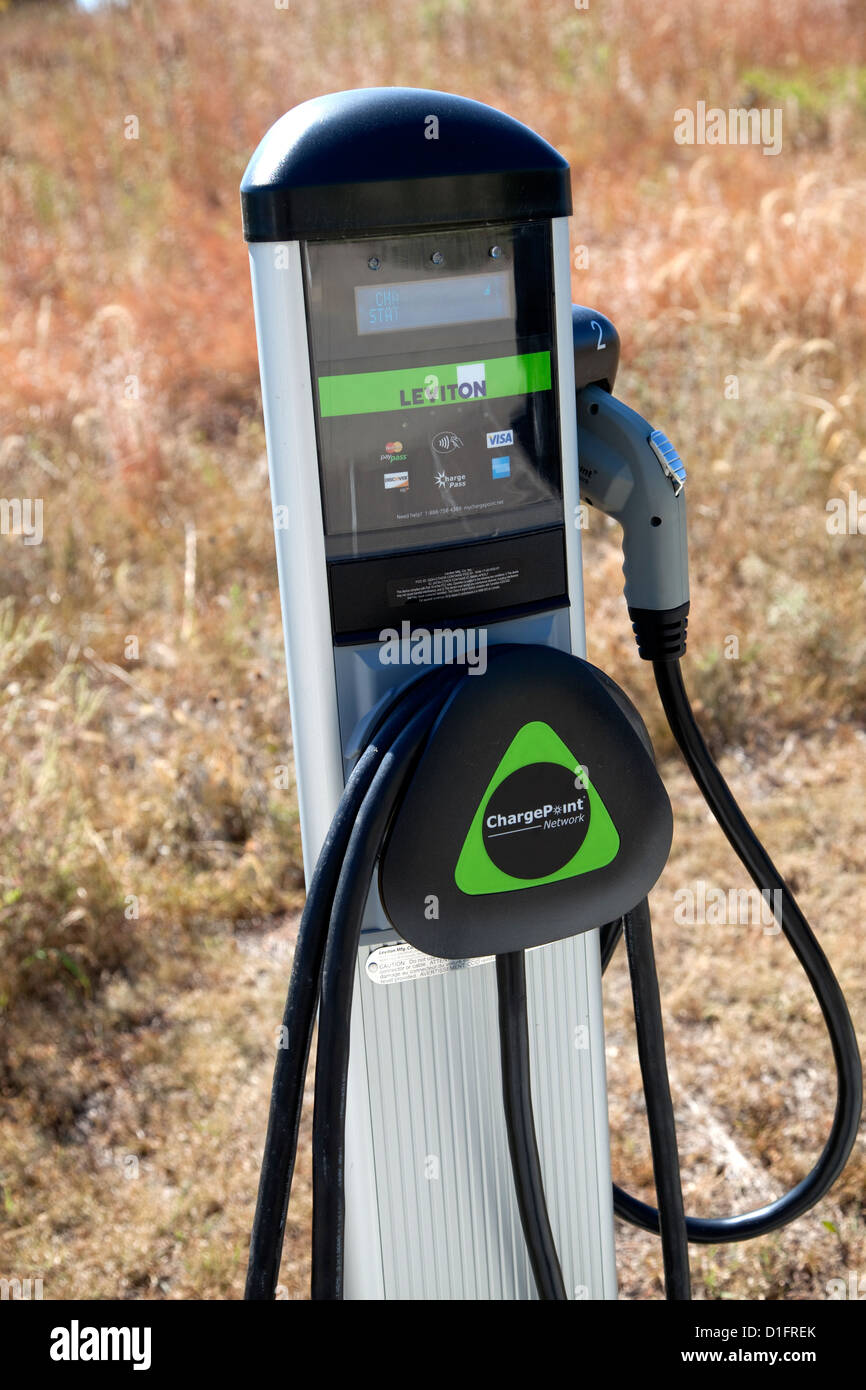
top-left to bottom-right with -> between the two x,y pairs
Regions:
455,721 -> 620,896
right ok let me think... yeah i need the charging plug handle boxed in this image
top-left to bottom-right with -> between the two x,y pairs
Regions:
576,383 -> 690,659
572,304 -> 620,392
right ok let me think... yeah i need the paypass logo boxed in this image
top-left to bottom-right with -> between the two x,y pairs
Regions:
380,440 -> 406,463
487,430 -> 514,448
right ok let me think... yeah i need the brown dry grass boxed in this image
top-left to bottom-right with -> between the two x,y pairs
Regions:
0,0 -> 864,1300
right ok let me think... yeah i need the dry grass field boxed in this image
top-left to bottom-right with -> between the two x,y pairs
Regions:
0,0 -> 864,1300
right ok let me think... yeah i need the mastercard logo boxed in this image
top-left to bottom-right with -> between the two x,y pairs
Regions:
385,441 -> 404,454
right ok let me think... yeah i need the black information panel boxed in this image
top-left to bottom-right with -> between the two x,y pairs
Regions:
305,222 -> 563,558
329,527 -> 567,639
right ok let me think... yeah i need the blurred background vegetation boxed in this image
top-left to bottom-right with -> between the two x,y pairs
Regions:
0,0 -> 864,1300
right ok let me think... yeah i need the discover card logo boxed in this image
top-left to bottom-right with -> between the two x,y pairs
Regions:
50,1320 -> 151,1371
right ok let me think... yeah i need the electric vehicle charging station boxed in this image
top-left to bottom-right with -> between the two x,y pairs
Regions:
239,88 -> 861,1302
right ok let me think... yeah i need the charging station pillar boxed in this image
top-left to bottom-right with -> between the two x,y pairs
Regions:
242,87 -> 617,1299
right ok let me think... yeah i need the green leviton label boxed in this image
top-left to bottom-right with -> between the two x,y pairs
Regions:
317,351 -> 551,418
455,721 -> 620,895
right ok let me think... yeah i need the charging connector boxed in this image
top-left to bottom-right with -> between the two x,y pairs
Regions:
576,383 -> 690,659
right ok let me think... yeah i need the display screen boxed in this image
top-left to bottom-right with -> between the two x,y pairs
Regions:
304,222 -> 563,560
355,271 -> 512,335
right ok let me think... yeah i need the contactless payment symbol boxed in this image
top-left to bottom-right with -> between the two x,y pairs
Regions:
432,431 -> 463,455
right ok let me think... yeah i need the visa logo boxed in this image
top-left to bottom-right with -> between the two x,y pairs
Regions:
486,430 -> 514,448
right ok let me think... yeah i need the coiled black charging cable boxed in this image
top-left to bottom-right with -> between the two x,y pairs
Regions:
601,655 -> 861,1245
245,648 -> 860,1301
246,661 -> 689,1301
244,669 -> 458,1300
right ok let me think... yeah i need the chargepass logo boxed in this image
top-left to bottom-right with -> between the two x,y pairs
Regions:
434,468 -> 466,489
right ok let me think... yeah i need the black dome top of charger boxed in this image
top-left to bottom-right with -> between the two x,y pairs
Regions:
241,86 -> 571,242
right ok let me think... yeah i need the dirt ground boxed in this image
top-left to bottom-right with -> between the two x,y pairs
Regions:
3,728 -> 862,1301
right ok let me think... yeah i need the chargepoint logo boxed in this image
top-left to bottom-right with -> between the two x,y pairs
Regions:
50,1320 -> 152,1371
378,620 -> 487,675
456,722 -> 620,895
486,799 -> 584,832
481,763 -> 591,878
